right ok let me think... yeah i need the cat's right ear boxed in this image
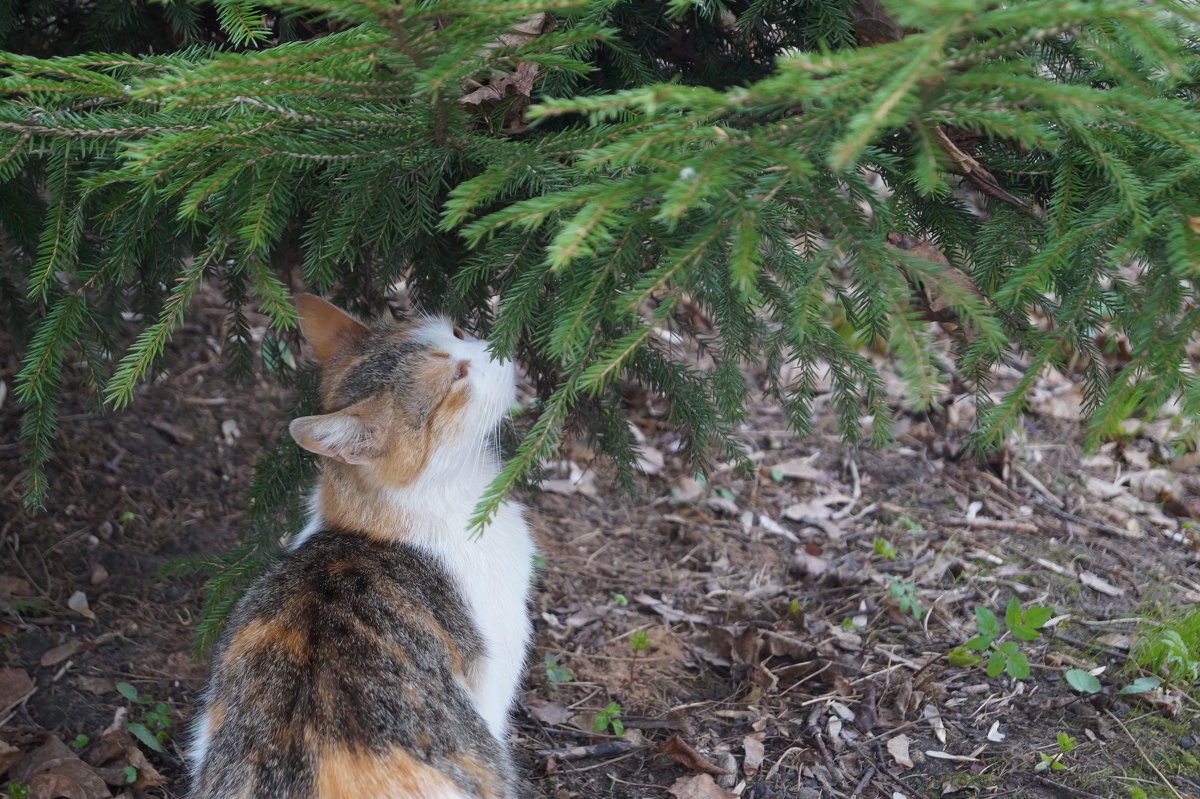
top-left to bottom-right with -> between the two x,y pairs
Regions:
289,398 -> 391,464
295,294 -> 369,365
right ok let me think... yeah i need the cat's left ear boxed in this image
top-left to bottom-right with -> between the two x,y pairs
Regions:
289,397 -> 391,464
295,294 -> 369,365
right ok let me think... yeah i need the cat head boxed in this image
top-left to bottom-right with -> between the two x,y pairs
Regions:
288,295 -> 515,487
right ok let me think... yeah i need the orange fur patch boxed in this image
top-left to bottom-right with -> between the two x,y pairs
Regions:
315,745 -> 464,799
450,753 -> 505,799
221,617 -> 308,666
206,702 -> 227,738
317,466 -> 416,539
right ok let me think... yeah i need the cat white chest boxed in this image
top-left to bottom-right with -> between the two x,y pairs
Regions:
409,500 -> 535,741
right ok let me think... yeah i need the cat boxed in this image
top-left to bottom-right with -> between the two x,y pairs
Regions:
188,295 -> 535,799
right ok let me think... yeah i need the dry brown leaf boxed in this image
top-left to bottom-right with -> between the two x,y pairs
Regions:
923,704 -> 947,745
124,746 -> 165,790
1134,688 -> 1184,718
886,734 -> 913,769
0,739 -> 21,777
0,575 -> 32,598
74,676 -> 116,696
660,735 -> 732,776
41,640 -> 85,668
526,699 -> 571,726
10,737 -> 109,799
459,14 -> 554,134
0,667 -> 35,714
1171,451 -> 1200,472
742,733 -> 765,775
666,773 -> 737,799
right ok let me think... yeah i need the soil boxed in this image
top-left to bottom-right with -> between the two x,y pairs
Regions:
2,292 -> 1199,799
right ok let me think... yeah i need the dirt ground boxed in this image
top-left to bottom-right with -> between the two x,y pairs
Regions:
2,294 -> 1199,799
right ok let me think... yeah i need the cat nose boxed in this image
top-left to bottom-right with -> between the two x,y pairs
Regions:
454,360 -> 470,381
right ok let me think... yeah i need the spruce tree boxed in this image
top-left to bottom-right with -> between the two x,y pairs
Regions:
4,1 -> 1200,626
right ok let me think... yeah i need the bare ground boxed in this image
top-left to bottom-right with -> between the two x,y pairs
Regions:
2,298 -> 1199,799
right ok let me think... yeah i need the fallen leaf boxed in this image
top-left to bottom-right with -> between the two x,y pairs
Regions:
1078,571 -> 1124,597
922,704 -> 946,745
75,676 -> 116,696
1170,451 -> 1200,472
526,699 -> 571,726
637,445 -> 664,475
0,575 -> 32,598
0,739 -> 21,777
666,773 -> 736,799
771,458 -> 831,483
855,681 -> 879,733
742,733 -> 765,775
0,667 -> 35,713
660,735 -> 732,776
986,721 -> 1005,742
40,641 -> 85,668
10,737 -> 109,799
68,591 -> 96,620
887,734 -> 913,768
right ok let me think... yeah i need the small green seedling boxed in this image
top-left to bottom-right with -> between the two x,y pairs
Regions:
118,511 -> 136,524
116,682 -> 171,753
789,598 -> 801,615
123,766 -> 138,784
1119,676 -> 1161,694
873,538 -> 897,559
886,576 -> 922,619
594,702 -> 624,737
1065,669 -> 1101,694
1135,627 -> 1200,687
1128,787 -> 1148,799
769,467 -> 784,483
896,516 -> 923,534
613,593 -> 629,607
952,598 -> 1052,679
629,629 -> 650,652
8,781 -> 30,799
1034,732 -> 1076,772
71,734 -> 89,749
544,653 -> 573,686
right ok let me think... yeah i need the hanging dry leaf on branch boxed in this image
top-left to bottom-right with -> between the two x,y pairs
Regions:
460,13 -> 555,134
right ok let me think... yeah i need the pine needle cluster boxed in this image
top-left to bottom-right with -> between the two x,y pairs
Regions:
4,0 -> 1200,541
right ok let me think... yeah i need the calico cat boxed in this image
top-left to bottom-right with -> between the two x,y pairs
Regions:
188,295 -> 535,799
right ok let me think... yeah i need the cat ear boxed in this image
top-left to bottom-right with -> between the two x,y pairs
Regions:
289,398 -> 391,464
295,294 -> 369,365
